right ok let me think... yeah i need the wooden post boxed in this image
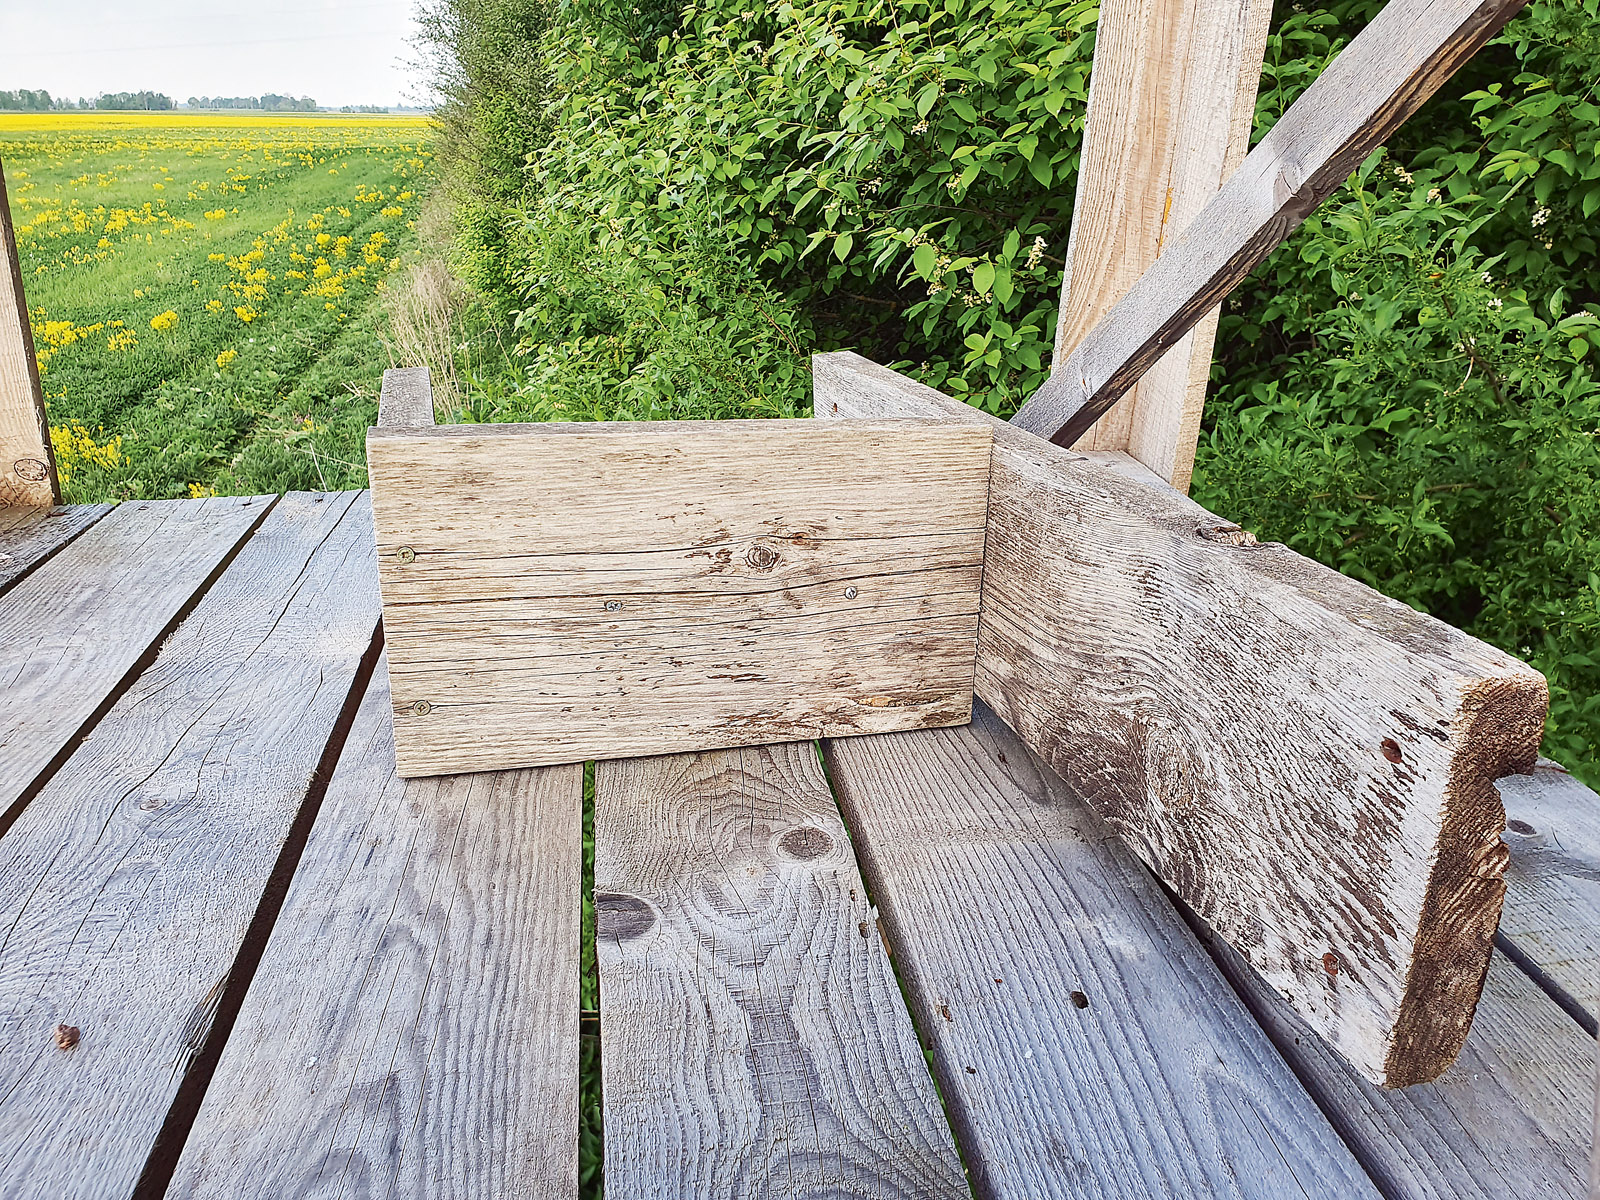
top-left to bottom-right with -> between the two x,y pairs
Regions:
1053,0 -> 1272,492
0,158 -> 58,509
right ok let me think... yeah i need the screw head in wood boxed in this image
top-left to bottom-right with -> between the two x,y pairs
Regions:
395,546 -> 416,564
844,586 -> 858,600
604,600 -> 623,612
54,1024 -> 80,1051
410,700 -> 432,716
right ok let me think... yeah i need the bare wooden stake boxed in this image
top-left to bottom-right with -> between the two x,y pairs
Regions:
1055,0 -> 1272,490
0,158 -> 58,509
1015,0 -> 1530,446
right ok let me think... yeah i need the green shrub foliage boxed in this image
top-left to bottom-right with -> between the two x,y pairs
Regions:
434,0 -> 1599,782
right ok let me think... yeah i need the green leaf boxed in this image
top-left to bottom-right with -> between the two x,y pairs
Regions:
834,232 -> 853,261
972,261 -> 995,295
913,243 -> 937,277
949,97 -> 978,124
1028,155 -> 1052,187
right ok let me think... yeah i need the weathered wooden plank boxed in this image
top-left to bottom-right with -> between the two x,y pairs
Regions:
0,492 -> 380,1200
1205,928 -> 1590,1199
367,420 -> 991,776
594,743 -> 969,1198
1497,760 -> 1600,1023
1014,0 -> 1530,446
1055,0 -> 1271,489
815,351 -> 1547,1088
378,364 -> 435,428
822,702 -> 1380,1200
0,158 -> 56,509
169,655 -> 582,1200
0,502 -> 112,594
0,494 -> 270,822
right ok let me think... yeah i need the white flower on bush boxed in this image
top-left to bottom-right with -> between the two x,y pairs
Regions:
1026,235 -> 1045,269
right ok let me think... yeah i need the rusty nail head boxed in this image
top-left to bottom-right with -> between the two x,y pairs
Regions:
54,1024 -> 80,1051
604,600 -> 623,612
844,586 -> 858,600
1380,737 -> 1403,763
1322,951 -> 1341,976
396,546 -> 416,564
410,700 -> 432,717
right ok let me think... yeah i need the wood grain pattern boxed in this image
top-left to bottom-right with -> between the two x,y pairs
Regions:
0,492 -> 380,1200
0,159 -> 56,509
1497,760 -> 1600,1020
367,419 -> 991,776
823,703 -> 1380,1199
169,655 -> 582,1200
1015,0 -> 1530,446
815,351 -> 1548,1088
0,502 -> 111,594
1055,0 -> 1271,490
594,743 -> 969,1199
0,494 -> 269,819
377,365 -> 435,428
1208,931 -> 1590,1199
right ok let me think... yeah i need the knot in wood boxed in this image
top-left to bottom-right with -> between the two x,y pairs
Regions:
1506,818 -> 1536,836
1195,523 -> 1259,547
595,893 -> 656,942
776,825 -> 833,861
744,543 -> 781,572
13,458 -> 50,483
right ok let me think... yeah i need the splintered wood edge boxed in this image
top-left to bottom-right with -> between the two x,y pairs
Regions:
813,350 -> 1552,1088
1387,671 -> 1547,1087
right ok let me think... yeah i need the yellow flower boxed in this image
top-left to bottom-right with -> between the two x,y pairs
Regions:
234,306 -> 257,323
215,348 -> 237,369
106,329 -> 137,351
149,310 -> 179,332
204,209 -> 227,220
206,299 -> 223,312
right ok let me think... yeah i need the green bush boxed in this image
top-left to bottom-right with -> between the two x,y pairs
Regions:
434,0 -> 1599,782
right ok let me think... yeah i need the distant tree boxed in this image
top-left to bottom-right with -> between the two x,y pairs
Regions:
94,91 -> 174,110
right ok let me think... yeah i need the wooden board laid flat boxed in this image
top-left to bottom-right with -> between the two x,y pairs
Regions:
367,419 -> 991,777
593,743 -> 968,1198
1054,0 -> 1271,488
0,159 -> 57,509
823,704 -> 1380,1199
0,502 -> 111,594
816,352 -> 1547,1089
170,656 -> 582,1200
0,492 -> 379,1200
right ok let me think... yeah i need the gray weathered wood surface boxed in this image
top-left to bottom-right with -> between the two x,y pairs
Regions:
368,419 -> 991,775
1498,760 -> 1600,1022
0,502 -> 111,593
594,742 -> 969,1198
0,157 -> 58,508
170,655 -> 582,1200
1011,0 -> 1530,446
1209,931 -> 1590,1199
816,351 -> 1547,1088
0,492 -> 379,1200
823,702 -> 1380,1199
0,494 -> 269,821
377,364 -> 436,428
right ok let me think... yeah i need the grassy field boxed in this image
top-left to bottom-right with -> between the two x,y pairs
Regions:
1,111 -> 433,502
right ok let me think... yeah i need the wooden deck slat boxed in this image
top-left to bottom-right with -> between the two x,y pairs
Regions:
594,743 -> 969,1199
0,494 -> 270,823
0,503 -> 112,594
1209,936 -> 1590,1198
0,491 -> 379,1200
822,704 -> 1380,1200
169,655 -> 583,1200
1497,760 -> 1600,1025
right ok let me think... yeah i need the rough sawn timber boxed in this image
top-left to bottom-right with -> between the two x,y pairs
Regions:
815,350 -> 1548,1088
0,502 -> 112,594
594,743 -> 969,1199
367,419 -> 990,776
1012,0 -> 1531,446
170,656 -> 582,1200
1054,0 -> 1271,489
823,703 -> 1380,1200
0,492 -> 380,1200
0,159 -> 57,509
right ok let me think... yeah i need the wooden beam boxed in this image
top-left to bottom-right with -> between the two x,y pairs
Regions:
1015,0 -> 1530,446
377,365 -> 435,428
0,158 -> 57,508
1054,0 -> 1271,490
170,657 -> 582,1200
594,742 -> 969,1197
366,419 -> 990,776
815,351 -> 1548,1088
823,705 -> 1380,1198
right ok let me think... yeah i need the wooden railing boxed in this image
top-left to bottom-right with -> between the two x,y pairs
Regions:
0,158 -> 58,510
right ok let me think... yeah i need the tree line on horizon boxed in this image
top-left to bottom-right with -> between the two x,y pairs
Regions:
0,90 -> 343,112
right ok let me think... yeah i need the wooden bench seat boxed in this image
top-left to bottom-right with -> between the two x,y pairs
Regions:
0,496 -> 1593,1199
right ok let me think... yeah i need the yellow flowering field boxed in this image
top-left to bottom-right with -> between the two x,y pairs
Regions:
1,112 -> 433,500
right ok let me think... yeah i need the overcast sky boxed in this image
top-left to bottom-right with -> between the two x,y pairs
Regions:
0,0 -> 428,108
